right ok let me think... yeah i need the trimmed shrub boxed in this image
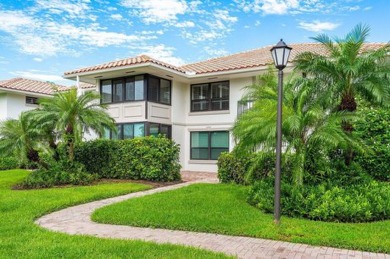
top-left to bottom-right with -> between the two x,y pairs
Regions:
354,108 -> 390,181
22,159 -> 97,189
217,152 -> 253,184
217,151 -> 289,185
74,137 -> 181,182
0,156 -> 19,170
248,178 -> 390,222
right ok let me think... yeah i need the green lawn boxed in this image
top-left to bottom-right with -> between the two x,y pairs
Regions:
93,183 -> 390,253
0,170 -> 229,258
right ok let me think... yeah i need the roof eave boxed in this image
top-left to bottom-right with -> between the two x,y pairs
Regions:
0,87 -> 54,97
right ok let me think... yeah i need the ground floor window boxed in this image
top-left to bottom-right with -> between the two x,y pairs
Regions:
190,131 -> 229,160
103,122 -> 171,140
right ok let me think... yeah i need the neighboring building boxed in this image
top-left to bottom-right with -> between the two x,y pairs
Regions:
63,43 -> 386,172
0,77 -> 94,120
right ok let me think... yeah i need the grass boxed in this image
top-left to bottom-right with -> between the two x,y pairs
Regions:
93,183 -> 390,253
0,170 -> 230,258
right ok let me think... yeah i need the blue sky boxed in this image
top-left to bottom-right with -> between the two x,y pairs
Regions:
0,0 -> 389,86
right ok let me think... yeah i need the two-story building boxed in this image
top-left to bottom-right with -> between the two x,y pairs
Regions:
63,43 -> 385,172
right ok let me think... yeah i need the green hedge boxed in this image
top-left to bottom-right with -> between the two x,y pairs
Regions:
248,178 -> 390,222
0,156 -> 19,170
217,152 -> 285,185
74,137 -> 181,182
355,108 -> 390,181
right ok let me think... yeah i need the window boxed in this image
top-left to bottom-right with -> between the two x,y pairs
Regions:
190,131 -> 229,160
237,100 -> 254,116
26,96 -> 38,105
103,122 -> 171,140
191,81 -> 229,112
101,80 -> 112,103
113,79 -> 123,102
147,76 -> 171,105
100,75 -> 170,105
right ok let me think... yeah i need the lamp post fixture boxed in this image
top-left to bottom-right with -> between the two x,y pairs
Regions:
270,39 -> 292,225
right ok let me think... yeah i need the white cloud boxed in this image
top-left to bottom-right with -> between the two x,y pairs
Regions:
298,21 -> 340,32
139,44 -> 185,66
0,10 -> 159,56
175,21 -> 195,28
33,58 -> 43,62
10,70 -> 75,86
120,0 -> 188,24
34,0 -> 92,19
234,0 -> 363,15
110,14 -> 123,20
203,46 -> 228,57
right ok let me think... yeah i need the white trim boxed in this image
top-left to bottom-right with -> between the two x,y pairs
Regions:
187,127 -> 231,131
188,160 -> 217,164
188,110 -> 230,116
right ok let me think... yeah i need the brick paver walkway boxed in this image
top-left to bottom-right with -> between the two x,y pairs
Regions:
36,172 -> 389,259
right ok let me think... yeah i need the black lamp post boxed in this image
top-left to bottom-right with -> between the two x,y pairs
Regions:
270,39 -> 292,225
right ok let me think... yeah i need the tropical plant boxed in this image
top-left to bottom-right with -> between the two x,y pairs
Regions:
294,23 -> 390,164
232,69 -> 366,185
34,88 -> 116,161
0,111 -> 41,165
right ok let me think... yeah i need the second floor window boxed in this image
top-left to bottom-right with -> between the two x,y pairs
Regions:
100,75 -> 170,105
191,81 -> 229,112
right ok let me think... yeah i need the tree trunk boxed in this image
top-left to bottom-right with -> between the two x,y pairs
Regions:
338,93 -> 357,165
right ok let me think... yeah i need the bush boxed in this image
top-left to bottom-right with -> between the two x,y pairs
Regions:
248,178 -> 390,222
22,158 -> 97,189
74,137 -> 181,182
0,156 -> 19,170
354,108 -> 390,181
217,152 -> 253,184
217,151 -> 289,185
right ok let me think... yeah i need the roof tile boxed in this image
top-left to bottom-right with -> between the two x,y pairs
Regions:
0,78 -> 68,95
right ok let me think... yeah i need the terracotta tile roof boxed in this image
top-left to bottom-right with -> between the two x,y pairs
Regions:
79,82 -> 95,89
64,55 -> 186,76
63,43 -> 387,77
180,43 -> 387,74
0,78 -> 68,95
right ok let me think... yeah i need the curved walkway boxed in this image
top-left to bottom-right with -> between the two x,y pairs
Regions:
36,173 -> 389,259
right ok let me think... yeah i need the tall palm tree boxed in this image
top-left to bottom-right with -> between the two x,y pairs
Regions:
233,70 -> 365,185
294,24 -> 390,164
35,88 -> 116,161
0,112 -> 41,165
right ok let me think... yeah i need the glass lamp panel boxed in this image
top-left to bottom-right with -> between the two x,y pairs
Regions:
191,132 -> 209,148
275,48 -> 285,67
283,48 -> 291,66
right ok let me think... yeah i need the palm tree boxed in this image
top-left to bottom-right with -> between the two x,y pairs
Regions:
294,24 -> 390,164
0,112 -> 41,166
35,88 -> 116,161
233,70 -> 365,185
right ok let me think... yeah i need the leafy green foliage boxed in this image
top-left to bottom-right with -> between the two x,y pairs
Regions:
34,88 -> 116,161
248,178 -> 390,222
21,157 -> 97,188
355,108 -> 390,181
217,152 -> 275,184
233,69 -> 366,185
0,156 -> 19,170
75,137 -> 181,182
